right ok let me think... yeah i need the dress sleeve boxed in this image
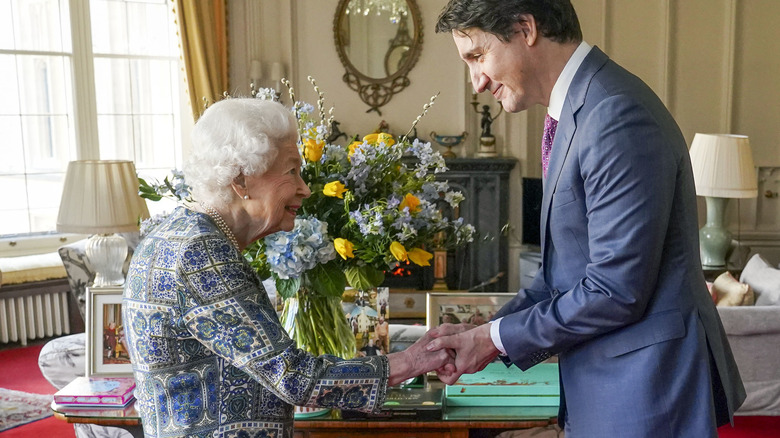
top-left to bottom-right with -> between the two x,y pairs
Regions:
176,233 -> 389,412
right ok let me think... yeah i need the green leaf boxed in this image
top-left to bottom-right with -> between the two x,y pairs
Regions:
307,262 -> 347,298
344,265 -> 385,291
276,277 -> 301,299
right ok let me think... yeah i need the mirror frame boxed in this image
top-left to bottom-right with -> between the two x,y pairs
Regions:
333,0 -> 423,115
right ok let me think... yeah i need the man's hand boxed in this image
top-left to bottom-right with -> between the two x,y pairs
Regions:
386,328 -> 455,386
426,323 -> 499,385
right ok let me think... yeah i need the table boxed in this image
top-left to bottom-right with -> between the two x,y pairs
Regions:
52,399 -> 558,438
51,401 -> 144,438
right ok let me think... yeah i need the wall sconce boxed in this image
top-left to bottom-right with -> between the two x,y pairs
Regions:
689,133 -> 757,268
250,59 -> 262,93
270,62 -> 285,94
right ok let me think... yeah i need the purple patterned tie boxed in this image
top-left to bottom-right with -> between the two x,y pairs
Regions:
542,113 -> 558,179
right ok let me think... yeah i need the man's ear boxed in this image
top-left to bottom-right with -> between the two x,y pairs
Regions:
514,14 -> 538,46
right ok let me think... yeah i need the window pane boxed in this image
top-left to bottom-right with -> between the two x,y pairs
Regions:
0,115 -> 24,174
97,114 -> 134,159
21,115 -> 74,172
133,114 -> 175,168
127,0 -> 174,56
12,0 -> 70,52
90,0 -> 129,55
27,172 -> 65,214
132,59 -> 174,113
94,57 -> 132,114
0,175 -> 31,234
0,55 -> 20,114
0,0 -> 13,50
17,55 -> 72,114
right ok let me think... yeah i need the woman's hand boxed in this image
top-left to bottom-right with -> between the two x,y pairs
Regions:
386,328 -> 456,386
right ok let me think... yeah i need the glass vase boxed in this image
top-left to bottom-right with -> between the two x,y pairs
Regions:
280,287 -> 356,358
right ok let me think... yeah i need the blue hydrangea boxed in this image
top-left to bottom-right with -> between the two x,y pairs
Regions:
264,217 -> 336,279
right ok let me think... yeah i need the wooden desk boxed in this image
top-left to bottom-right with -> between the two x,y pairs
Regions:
294,406 -> 558,438
51,401 -> 144,437
52,401 -> 557,438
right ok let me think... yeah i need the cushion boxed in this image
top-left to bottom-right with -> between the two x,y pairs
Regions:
58,239 -> 133,319
0,251 -> 67,286
712,271 -> 754,307
740,254 -> 780,306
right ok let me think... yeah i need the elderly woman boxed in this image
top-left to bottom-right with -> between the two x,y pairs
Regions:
122,98 -> 451,437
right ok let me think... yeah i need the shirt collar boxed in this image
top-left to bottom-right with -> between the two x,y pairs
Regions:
548,41 -> 592,120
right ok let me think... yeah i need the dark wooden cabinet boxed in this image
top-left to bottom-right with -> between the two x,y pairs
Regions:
381,157 -> 516,293
438,158 -> 516,292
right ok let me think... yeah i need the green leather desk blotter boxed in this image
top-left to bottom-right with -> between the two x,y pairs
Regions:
445,362 -> 560,407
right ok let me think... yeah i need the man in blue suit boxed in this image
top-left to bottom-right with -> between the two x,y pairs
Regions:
429,1 -> 746,436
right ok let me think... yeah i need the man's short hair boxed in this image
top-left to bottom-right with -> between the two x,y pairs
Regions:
435,0 -> 582,44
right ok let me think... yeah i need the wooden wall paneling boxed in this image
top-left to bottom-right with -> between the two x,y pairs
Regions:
732,1 -> 780,167
669,0 -> 730,144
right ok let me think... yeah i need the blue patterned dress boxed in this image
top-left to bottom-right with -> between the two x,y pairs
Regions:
123,207 -> 388,438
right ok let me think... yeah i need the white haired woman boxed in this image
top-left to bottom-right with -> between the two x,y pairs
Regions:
122,98 -> 452,437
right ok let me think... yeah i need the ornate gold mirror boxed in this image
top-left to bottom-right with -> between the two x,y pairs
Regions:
333,0 -> 423,115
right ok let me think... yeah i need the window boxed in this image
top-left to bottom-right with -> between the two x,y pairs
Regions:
0,0 -> 190,252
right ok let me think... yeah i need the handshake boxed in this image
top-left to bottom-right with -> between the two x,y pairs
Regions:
386,322 -> 500,386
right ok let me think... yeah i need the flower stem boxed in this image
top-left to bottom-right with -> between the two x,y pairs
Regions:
280,287 -> 356,358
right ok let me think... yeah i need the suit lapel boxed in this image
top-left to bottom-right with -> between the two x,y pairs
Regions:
540,47 -> 610,256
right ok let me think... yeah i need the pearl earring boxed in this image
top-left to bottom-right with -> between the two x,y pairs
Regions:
243,195 -> 249,200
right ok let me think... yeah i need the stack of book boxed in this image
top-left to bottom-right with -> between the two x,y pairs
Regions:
445,362 -> 560,407
54,376 -> 136,408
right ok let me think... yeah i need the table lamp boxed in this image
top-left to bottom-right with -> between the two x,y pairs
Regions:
689,133 -> 757,268
56,160 -> 150,287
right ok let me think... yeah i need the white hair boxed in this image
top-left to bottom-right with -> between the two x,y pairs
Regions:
184,98 -> 298,208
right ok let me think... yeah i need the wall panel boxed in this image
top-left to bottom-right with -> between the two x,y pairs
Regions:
733,1 -> 780,167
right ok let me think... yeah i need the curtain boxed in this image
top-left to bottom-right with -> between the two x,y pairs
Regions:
173,0 -> 229,120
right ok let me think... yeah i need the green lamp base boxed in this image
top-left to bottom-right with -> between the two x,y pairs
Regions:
699,197 -> 732,268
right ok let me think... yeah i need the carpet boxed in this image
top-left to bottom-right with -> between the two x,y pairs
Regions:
0,387 -> 53,432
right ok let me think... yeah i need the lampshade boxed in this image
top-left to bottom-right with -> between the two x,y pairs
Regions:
57,160 -> 149,287
689,133 -> 757,199
57,160 -> 149,234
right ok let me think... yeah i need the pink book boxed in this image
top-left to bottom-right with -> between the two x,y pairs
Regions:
54,376 -> 136,407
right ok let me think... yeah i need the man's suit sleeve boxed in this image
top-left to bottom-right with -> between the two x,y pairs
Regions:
492,267 -> 550,320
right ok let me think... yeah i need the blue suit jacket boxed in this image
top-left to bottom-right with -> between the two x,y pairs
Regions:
493,47 -> 745,436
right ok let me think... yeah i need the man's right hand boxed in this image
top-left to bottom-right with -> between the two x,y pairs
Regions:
427,323 -> 500,384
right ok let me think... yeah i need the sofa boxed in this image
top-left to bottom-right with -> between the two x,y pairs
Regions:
713,253 -> 780,416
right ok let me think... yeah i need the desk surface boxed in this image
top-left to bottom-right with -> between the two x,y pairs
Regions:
52,401 -> 558,428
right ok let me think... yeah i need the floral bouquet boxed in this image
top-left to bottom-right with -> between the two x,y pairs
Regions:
245,78 -> 475,356
248,78 -> 474,296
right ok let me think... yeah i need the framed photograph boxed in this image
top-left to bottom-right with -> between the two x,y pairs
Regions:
86,286 -> 133,377
426,292 -> 516,330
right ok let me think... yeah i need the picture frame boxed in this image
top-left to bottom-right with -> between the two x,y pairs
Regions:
86,286 -> 133,377
426,292 -> 516,330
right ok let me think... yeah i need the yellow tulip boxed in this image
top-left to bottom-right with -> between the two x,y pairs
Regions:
399,193 -> 421,213
323,181 -> 347,199
407,248 -> 433,267
363,132 -> 395,146
390,241 -> 408,262
348,140 -> 363,160
302,139 -> 324,162
334,238 -> 355,260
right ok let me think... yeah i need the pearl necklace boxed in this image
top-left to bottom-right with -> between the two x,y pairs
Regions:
202,204 -> 239,248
